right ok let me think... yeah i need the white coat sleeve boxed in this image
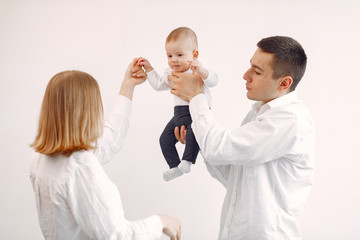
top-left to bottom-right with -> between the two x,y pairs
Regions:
204,161 -> 230,188
190,94 -> 298,167
93,95 -> 132,165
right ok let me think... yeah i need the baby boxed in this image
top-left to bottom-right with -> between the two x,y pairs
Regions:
138,27 -> 218,181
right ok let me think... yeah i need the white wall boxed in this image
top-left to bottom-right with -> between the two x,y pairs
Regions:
1,0 -> 359,239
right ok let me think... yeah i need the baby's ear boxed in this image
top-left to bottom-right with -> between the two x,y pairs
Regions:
192,50 -> 199,60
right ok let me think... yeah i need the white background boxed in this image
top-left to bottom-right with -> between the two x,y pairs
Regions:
1,0 -> 359,239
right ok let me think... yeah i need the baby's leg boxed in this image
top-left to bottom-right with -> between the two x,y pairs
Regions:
178,120 -> 199,173
159,117 -> 181,169
182,126 -> 200,163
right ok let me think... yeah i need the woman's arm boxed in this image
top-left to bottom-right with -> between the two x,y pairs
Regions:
120,58 -> 147,100
94,58 -> 146,165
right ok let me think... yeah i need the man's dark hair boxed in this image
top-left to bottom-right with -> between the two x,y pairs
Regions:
257,36 -> 307,92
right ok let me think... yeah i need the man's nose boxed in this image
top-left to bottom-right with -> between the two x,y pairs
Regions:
243,69 -> 251,82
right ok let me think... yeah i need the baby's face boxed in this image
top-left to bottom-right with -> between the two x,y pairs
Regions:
165,38 -> 196,72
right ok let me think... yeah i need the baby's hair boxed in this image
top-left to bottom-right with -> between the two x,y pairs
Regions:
166,27 -> 198,50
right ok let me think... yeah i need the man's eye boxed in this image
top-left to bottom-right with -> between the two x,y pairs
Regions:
253,69 -> 261,75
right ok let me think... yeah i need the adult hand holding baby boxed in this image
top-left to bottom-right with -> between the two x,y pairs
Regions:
169,71 -> 204,102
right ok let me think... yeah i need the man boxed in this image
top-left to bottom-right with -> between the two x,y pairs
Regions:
169,36 -> 315,240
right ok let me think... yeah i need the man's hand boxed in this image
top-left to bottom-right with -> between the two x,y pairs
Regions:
174,125 -> 187,144
169,71 -> 204,102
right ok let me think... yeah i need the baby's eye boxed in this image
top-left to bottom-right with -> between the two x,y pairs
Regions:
168,55 -> 172,58
178,54 -> 183,57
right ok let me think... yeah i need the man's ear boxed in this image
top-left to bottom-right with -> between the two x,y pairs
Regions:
279,76 -> 293,91
193,50 -> 199,60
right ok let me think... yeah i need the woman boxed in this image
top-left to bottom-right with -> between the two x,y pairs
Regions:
30,59 -> 181,240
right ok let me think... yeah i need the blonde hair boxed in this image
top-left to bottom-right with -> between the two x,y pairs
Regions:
166,27 -> 198,50
31,70 -> 104,156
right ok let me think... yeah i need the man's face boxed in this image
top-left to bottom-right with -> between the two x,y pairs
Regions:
165,38 -> 196,72
243,48 -> 283,104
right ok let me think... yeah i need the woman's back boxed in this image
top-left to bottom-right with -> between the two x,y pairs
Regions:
30,150 -> 124,240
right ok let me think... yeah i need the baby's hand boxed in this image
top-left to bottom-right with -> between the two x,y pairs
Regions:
188,61 -> 209,80
137,57 -> 154,73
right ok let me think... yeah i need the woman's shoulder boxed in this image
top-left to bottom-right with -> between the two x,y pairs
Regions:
30,152 -> 70,184
69,150 -> 101,171
30,150 -> 99,182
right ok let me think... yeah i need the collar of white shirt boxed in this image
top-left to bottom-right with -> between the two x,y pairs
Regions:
252,90 -> 299,115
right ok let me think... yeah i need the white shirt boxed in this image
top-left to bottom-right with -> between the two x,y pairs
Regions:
30,96 -> 163,240
190,91 -> 315,240
146,59 -> 218,107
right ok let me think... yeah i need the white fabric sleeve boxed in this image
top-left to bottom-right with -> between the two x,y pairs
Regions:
203,69 -> 218,88
204,161 -> 230,188
94,95 -> 132,165
146,69 -> 171,91
66,155 -> 163,240
198,59 -> 218,88
190,94 -> 298,167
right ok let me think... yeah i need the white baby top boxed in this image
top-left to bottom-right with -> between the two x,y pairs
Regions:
146,59 -> 218,107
